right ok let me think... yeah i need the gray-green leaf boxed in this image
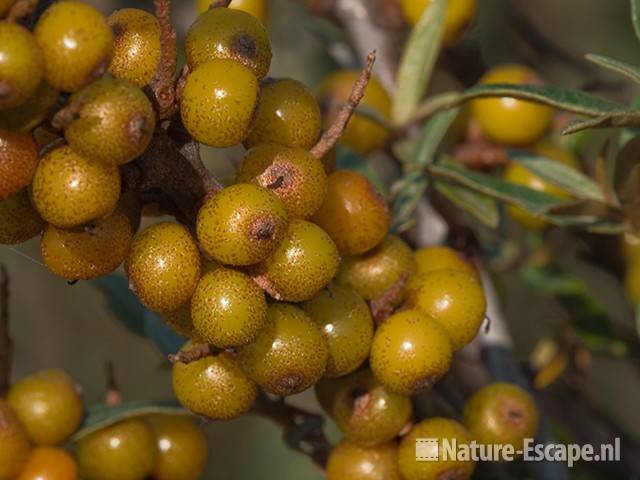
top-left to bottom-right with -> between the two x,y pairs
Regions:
632,0 -> 640,43
434,181 -> 500,228
585,53 -> 640,85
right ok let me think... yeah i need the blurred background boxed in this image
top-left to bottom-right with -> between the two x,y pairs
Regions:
2,0 -> 640,478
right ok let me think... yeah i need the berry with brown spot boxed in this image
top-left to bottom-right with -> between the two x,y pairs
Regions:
0,189 -> 44,245
0,128 -> 38,200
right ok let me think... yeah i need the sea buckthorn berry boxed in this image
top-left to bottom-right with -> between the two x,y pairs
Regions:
172,350 -> 258,419
337,235 -> 416,300
191,267 -> 267,348
163,304 -> 198,339
252,219 -> 340,302
0,189 -> 44,245
196,183 -> 288,266
332,370 -> 412,447
147,415 -> 208,480
398,418 -> 476,480
197,0 -> 268,25
470,64 -> 553,145
107,9 -> 161,87
65,77 -> 155,165
313,170 -> 391,255
180,59 -> 259,147
34,2 -> 114,92
370,309 -> 452,395
186,7 -> 271,79
302,284 -> 374,378
31,146 -> 121,228
0,400 -> 30,480
318,71 -> 391,154
315,377 -> 341,417
237,303 -> 329,396
327,441 -> 401,480
404,269 -> 486,351
244,78 -> 322,149
236,144 -> 327,219
41,203 -> 135,281
126,222 -> 201,313
8,369 -> 83,446
0,22 -> 44,110
414,245 -> 478,278
15,447 -> 79,480
462,382 -> 540,452
0,81 -> 58,131
401,0 -> 477,46
75,418 -> 156,480
0,129 -> 38,200
533,140 -> 580,169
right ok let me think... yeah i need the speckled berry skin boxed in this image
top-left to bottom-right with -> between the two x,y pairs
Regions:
414,245 -> 478,278
15,447 -> 79,480
197,0 -> 268,25
302,284 -> 374,378
0,189 -> 44,245
75,418 -> 156,480
313,170 -> 390,255
237,303 -> 329,396
0,81 -> 58,132
318,71 -> 391,154
0,400 -> 30,480
65,77 -> 155,165
34,2 -> 114,92
8,369 -> 83,446
462,382 -> 539,451
191,267 -> 267,348
172,351 -> 258,419
370,309 -> 452,396
0,22 -> 44,110
236,144 -> 327,219
398,418 -> 475,480
245,78 -> 321,149
0,129 -> 38,200
186,7 -> 271,79
147,415 -> 208,480
31,146 -> 121,228
108,8 -> 161,87
333,370 -> 412,447
180,59 -> 258,147
252,219 -> 340,302
327,441 -> 401,480
405,269 -> 486,351
196,183 -> 288,266
338,235 -> 416,300
126,222 -> 201,313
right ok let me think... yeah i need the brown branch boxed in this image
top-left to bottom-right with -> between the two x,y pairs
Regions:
252,393 -> 331,469
168,343 -> 219,364
6,0 -> 37,22
310,51 -> 377,159
370,271 -> 410,325
0,265 -> 12,397
151,0 -> 178,120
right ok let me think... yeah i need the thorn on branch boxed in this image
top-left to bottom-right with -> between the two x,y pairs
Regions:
151,0 -> 178,120
310,51 -> 377,159
0,265 -> 12,397
168,343 -> 219,364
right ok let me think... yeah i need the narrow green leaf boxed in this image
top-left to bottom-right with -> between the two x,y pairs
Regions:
509,150 -> 605,202
391,172 -> 428,233
73,401 -> 187,441
392,0 -> 446,125
562,112 -> 640,135
585,53 -> 640,85
412,108 -> 460,170
632,0 -> 640,43
434,181 -> 500,228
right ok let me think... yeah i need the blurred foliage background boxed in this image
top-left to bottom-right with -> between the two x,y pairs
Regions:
2,0 -> 640,478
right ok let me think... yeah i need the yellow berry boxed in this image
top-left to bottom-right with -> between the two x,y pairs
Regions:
470,64 -> 553,145
180,59 -> 259,147
108,8 -> 161,87
197,183 -> 288,265
414,245 -> 478,278
370,309 -> 452,395
65,77 -> 155,165
532,140 -> 580,169
15,447 -> 79,480
401,0 -> 477,46
0,400 -> 30,480
31,146 -> 121,228
236,144 -> 327,219
252,219 -> 340,302
34,1 -> 114,92
186,6 -> 271,79
318,71 -> 391,154
237,303 -> 329,396
302,284 -> 374,378
327,441 -> 401,480
172,351 -> 258,419
196,0 -> 268,25
0,188 -> 44,245
313,170 -> 390,255
0,128 -> 38,200
8,369 -> 83,446
245,78 -> 321,149
162,304 -> 198,339
337,235 -> 416,300
0,21 -> 44,109
0,81 -> 58,132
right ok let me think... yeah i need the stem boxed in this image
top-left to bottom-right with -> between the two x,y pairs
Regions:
6,0 -> 37,22
151,0 -> 178,120
0,265 -> 12,396
168,343 -> 219,364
